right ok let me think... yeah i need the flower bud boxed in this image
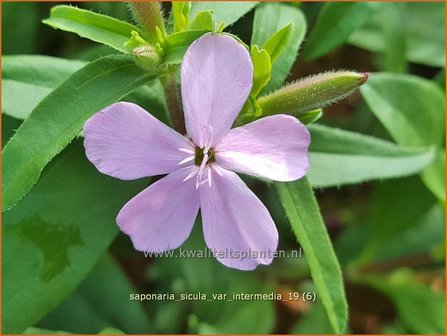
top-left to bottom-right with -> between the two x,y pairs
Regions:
133,45 -> 162,72
128,2 -> 166,44
258,71 -> 369,117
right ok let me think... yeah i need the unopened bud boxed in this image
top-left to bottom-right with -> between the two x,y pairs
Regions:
128,2 -> 166,44
133,45 -> 162,72
258,71 -> 369,117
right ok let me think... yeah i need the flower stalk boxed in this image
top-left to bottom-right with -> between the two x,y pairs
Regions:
128,2 -> 166,44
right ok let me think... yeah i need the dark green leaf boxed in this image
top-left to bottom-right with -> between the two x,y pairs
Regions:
38,253 -> 151,333
349,3 -> 445,67
363,272 -> 446,334
3,142 -> 148,333
304,2 -> 378,60
252,3 -> 306,93
276,177 -> 347,334
2,55 -> 155,212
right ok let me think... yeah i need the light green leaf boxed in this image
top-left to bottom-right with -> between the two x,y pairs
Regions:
3,142 -> 148,333
188,11 -> 214,31
38,253 -> 151,333
349,2 -> 445,67
276,177 -> 347,334
2,55 -> 156,212
299,109 -> 323,125
190,2 -> 257,28
2,55 -> 85,87
2,56 -> 85,120
252,3 -> 306,93
308,124 -> 435,188
361,73 -> 445,147
421,149 -> 446,203
163,29 -> 209,64
262,23 -> 293,63
172,1 -> 191,32
304,2 -> 378,60
43,5 -> 142,53
24,327 -> 70,334
250,45 -> 271,98
2,55 -> 168,123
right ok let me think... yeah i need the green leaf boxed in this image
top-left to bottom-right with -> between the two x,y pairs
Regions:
188,11 -> 214,31
2,55 -> 168,123
358,176 -> 437,263
307,124 -> 435,188
362,272 -> 446,334
43,5 -> 143,53
172,1 -> 191,32
250,45 -> 271,98
421,149 -> 446,203
262,23 -> 293,63
163,29 -> 209,64
276,177 -> 347,334
360,73 -> 445,147
303,3 -> 378,60
252,3 -> 306,93
349,2 -> 445,67
2,55 -> 156,212
2,56 -> 85,120
299,109 -> 323,125
291,284 -> 333,334
190,2 -> 257,28
38,253 -> 151,333
2,2 -> 39,54
380,3 -> 407,73
24,327 -> 70,334
3,141 -> 148,333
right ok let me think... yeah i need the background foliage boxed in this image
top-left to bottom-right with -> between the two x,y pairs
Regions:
2,1 -> 445,334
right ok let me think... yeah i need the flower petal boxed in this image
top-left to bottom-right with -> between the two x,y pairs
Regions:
117,167 -> 200,252
215,115 -> 310,182
84,102 -> 194,179
181,33 -> 253,147
199,168 -> 278,270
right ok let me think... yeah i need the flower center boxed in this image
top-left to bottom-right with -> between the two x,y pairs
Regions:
194,146 -> 215,166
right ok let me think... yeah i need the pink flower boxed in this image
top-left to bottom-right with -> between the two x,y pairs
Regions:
83,33 -> 310,270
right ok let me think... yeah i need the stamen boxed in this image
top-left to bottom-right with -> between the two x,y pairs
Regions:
177,155 -> 194,166
178,147 -> 195,155
207,167 -> 212,187
183,169 -> 198,182
212,164 -> 224,177
201,126 -> 214,152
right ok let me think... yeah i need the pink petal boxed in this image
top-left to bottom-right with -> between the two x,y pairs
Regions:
199,168 -> 278,270
84,102 -> 194,180
215,115 -> 310,182
181,33 -> 253,148
117,167 -> 199,252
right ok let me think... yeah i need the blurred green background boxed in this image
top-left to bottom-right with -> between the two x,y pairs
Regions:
2,2 -> 445,334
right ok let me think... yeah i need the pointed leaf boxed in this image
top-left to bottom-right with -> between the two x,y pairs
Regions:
43,5 -> 143,53
252,3 -> 306,93
2,55 -> 156,212
276,177 -> 348,334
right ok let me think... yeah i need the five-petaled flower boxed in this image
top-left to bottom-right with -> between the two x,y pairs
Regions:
83,33 -> 310,270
